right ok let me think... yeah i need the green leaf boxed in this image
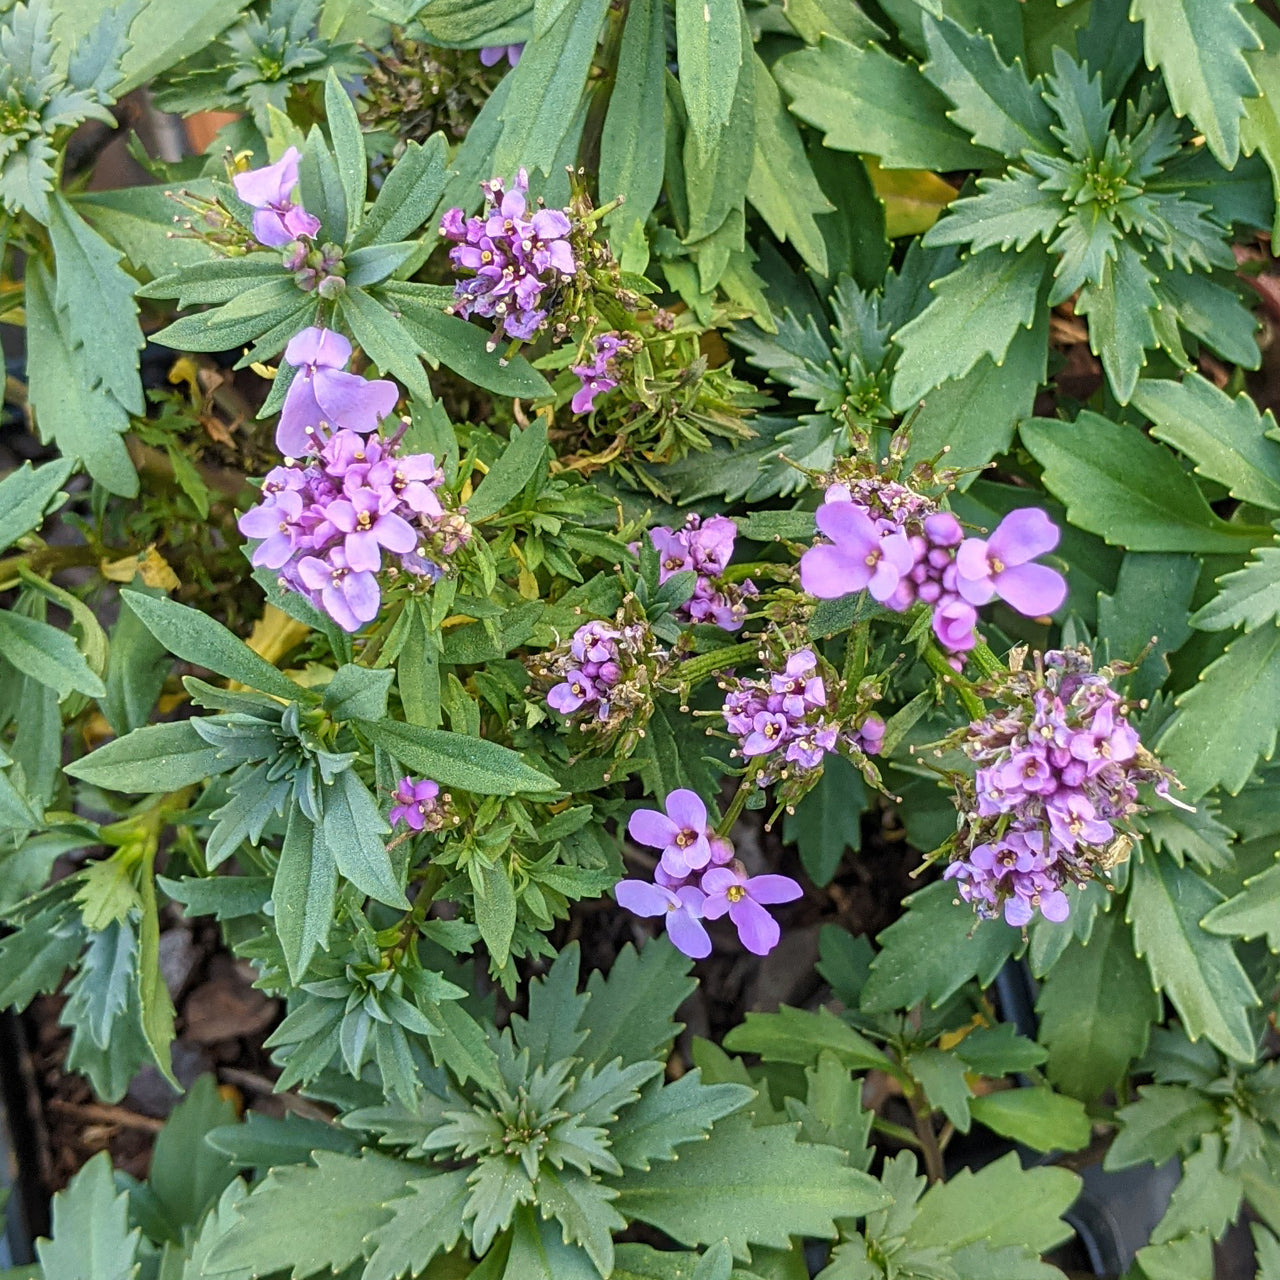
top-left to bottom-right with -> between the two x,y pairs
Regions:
474,858 -> 518,969
0,904 -> 84,1011
352,135 -> 449,249
1158,622 -> 1280,797
908,1047 -> 972,1130
610,1071 -> 754,1171
676,0 -> 743,152
1242,11 -> 1280,241
1127,855 -> 1259,1063
1021,412 -> 1261,553
599,0 -> 667,239
322,664 -> 394,722
1200,856 -> 1280,950
782,754 -> 863,886
363,1171 -> 469,1280
1130,0 -> 1258,167
1098,552 -> 1199,700
1135,1232 -> 1214,1280
1252,1224 -> 1280,1279
338,286 -> 432,402
354,718 -> 558,795
0,611 -> 105,700
120,590 -> 301,702
0,458 -> 73,554
860,880 -> 1019,1012
24,264 -> 136,497
273,807 -> 337,983
322,769 -> 407,908
1193,544 -> 1280,633
722,1006 -> 892,1073
1105,1084 -> 1220,1170
324,70 -> 365,236
890,248 -> 1047,408
466,420 -> 549,522
1075,238 -> 1158,403
1132,374 -> 1280,511
1036,905 -> 1159,1100
534,1166 -> 623,1274
746,56 -> 832,274
137,857 -> 178,1088
34,1151 -> 141,1280
47,192 -> 143,415
579,939 -> 696,1069
63,919 -> 136,1053
205,1151 -> 410,1278
114,0 -> 252,93
774,37 -> 985,171
921,16 -> 1054,156
910,1152 -> 1079,1254
1152,1135 -> 1243,1244
65,721 -> 226,793
614,1111 -> 890,1255
969,1087 -> 1090,1152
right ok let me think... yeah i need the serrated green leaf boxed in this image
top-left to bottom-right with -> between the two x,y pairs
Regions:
1193,544 -> 1280,633
354,718 -> 557,795
969,1086 -> 1090,1152
890,247 -> 1047,408
774,37 -> 986,171
783,754 -> 863,887
205,1150 -> 410,1278
1158,622 -> 1280,797
908,1046 -> 972,1130
1075,238 -> 1157,403
910,1152 -> 1079,1254
535,1166 -> 623,1274
860,880 -> 1020,1013
1200,856 -> 1280,951
0,903 -> 82,1011
1127,856 -> 1258,1063
1135,1232 -> 1214,1280
1252,1224 -> 1280,1278
579,939 -> 696,1068
921,15 -> 1053,156
1106,1084 -> 1220,1170
63,919 -> 136,1052
1130,0 -> 1258,167
614,1111 -> 890,1255
120,590 -> 302,702
1098,552 -> 1198,700
35,1151 -> 141,1280
363,1171 -> 469,1280
1132,374 -> 1280,511
1152,1135 -> 1243,1244
0,458 -> 73,554
0,610 -> 105,700
1021,411 -> 1262,553
610,1071 -> 753,1171
1036,905 -> 1158,1099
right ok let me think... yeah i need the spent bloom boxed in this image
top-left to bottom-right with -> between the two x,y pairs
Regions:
439,168 -> 577,347
941,646 -> 1181,927
232,147 -> 321,248
277,327 -> 399,457
616,789 -> 801,957
801,478 -> 1067,661
650,513 -> 757,632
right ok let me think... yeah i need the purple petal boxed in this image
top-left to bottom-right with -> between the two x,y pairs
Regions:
628,808 -> 680,850
232,147 -> 300,207
1039,889 -> 1071,923
615,880 -> 674,917
374,512 -> 418,554
664,789 -> 707,833
285,326 -> 351,370
344,530 -> 382,573
729,897 -> 780,955
250,208 -> 293,248
700,867 -> 739,897
799,544 -> 870,599
814,500 -> 877,555
1003,896 -> 1033,927
987,508 -> 1060,568
747,874 -> 803,905
341,571 -> 381,624
994,563 -> 1068,617
954,538 -> 991,583
314,369 -> 398,433
666,909 -> 712,959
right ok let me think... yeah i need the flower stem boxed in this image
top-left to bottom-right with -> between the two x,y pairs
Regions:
717,762 -> 764,837
675,641 -> 758,687
922,642 -> 985,720
969,639 -> 1006,679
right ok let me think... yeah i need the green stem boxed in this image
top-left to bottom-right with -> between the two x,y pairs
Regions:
922,642 -> 985,720
717,762 -> 763,838
871,1117 -> 923,1150
676,641 -> 758,686
969,640 -> 1006,679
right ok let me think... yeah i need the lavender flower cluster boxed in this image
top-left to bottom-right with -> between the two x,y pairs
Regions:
541,615 -> 659,737
439,168 -> 577,347
720,648 -> 882,786
650,514 -> 756,632
800,482 -> 1068,660
570,330 -> 625,414
614,789 -> 802,957
238,327 -> 467,632
944,648 -> 1179,927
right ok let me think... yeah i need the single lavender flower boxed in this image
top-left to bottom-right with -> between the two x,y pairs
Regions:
613,880 -> 711,959
700,864 -> 803,955
277,328 -> 399,456
800,500 -> 915,603
389,776 -> 443,831
955,509 -> 1067,617
628,788 -> 712,879
295,545 -> 381,633
232,148 -> 321,248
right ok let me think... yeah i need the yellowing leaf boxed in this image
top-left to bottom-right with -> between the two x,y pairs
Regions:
246,603 -> 310,666
865,157 -> 956,237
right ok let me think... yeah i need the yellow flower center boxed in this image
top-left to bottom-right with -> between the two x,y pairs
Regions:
726,885 -> 746,903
